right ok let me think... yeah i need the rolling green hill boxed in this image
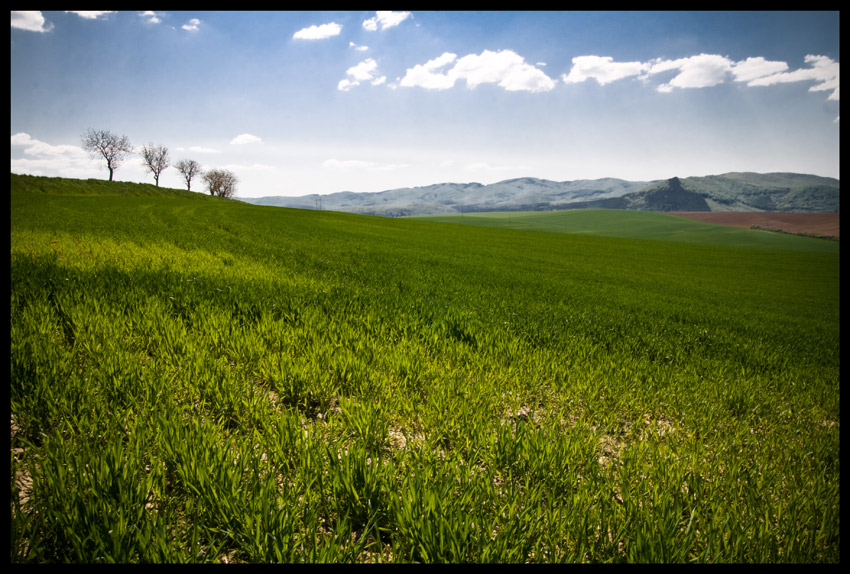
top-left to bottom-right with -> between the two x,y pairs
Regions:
11,174 -> 839,563
416,209 -> 839,253
10,173 -> 211,199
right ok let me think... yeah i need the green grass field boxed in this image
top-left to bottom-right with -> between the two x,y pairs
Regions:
11,173 -> 840,563
415,209 -> 839,252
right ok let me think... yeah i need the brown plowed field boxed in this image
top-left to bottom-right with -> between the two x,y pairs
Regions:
667,212 -> 840,238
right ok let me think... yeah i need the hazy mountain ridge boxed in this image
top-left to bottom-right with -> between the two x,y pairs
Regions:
240,172 -> 839,216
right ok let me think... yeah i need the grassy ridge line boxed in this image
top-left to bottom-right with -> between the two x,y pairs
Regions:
12,173 -> 836,251
414,209 -> 839,253
10,175 -> 840,562
10,173 -> 213,199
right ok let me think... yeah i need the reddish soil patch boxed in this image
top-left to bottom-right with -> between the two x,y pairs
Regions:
667,212 -> 840,238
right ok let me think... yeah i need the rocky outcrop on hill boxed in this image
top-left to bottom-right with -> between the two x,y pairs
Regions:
620,177 -> 712,211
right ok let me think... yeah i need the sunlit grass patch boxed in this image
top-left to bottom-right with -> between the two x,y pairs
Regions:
10,174 -> 839,563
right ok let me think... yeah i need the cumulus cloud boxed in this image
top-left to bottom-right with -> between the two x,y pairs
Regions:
747,54 -> 840,101
347,59 -> 380,82
729,56 -> 789,82
337,58 -> 387,91
230,134 -> 262,145
11,11 -> 53,32
562,53 -> 735,89
647,53 -> 735,92
11,132 -> 83,157
293,22 -> 341,40
363,11 -> 411,31
399,52 -> 459,90
456,50 -> 556,91
561,52 -> 839,102
11,133 -> 91,177
562,55 -> 648,85
10,133 -> 31,145
139,11 -> 163,25
182,18 -> 201,32
66,11 -> 114,20
399,49 -> 556,92
350,42 -> 369,52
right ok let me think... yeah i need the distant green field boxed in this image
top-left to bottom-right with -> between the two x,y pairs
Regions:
11,174 -> 840,563
415,209 -> 839,252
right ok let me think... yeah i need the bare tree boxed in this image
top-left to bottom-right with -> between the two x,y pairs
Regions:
140,143 -> 170,186
202,168 -> 238,198
81,128 -> 133,181
174,159 -> 204,192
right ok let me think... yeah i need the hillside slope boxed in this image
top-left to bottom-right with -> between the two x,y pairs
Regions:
11,175 -> 840,563
416,209 -> 839,252
10,173 -> 216,199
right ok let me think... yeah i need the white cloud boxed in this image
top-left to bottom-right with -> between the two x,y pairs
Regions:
337,58 -> 387,91
11,132 -> 84,158
139,11 -> 163,25
559,52 -> 839,103
348,59 -> 379,82
230,134 -> 262,145
399,52 -> 459,90
399,49 -> 556,93
730,57 -> 789,82
363,11 -> 411,31
10,133 -> 31,146
562,55 -> 647,85
11,11 -> 53,32
293,22 -> 341,40
456,50 -> 556,92
66,11 -> 114,20
182,18 -> 201,32
747,54 -> 840,101
11,133 -> 92,178
350,42 -> 369,52
648,53 -> 735,92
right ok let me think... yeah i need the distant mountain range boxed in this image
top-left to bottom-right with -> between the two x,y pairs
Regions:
238,172 -> 840,216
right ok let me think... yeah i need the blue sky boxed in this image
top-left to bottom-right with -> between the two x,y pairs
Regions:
11,11 -> 840,197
